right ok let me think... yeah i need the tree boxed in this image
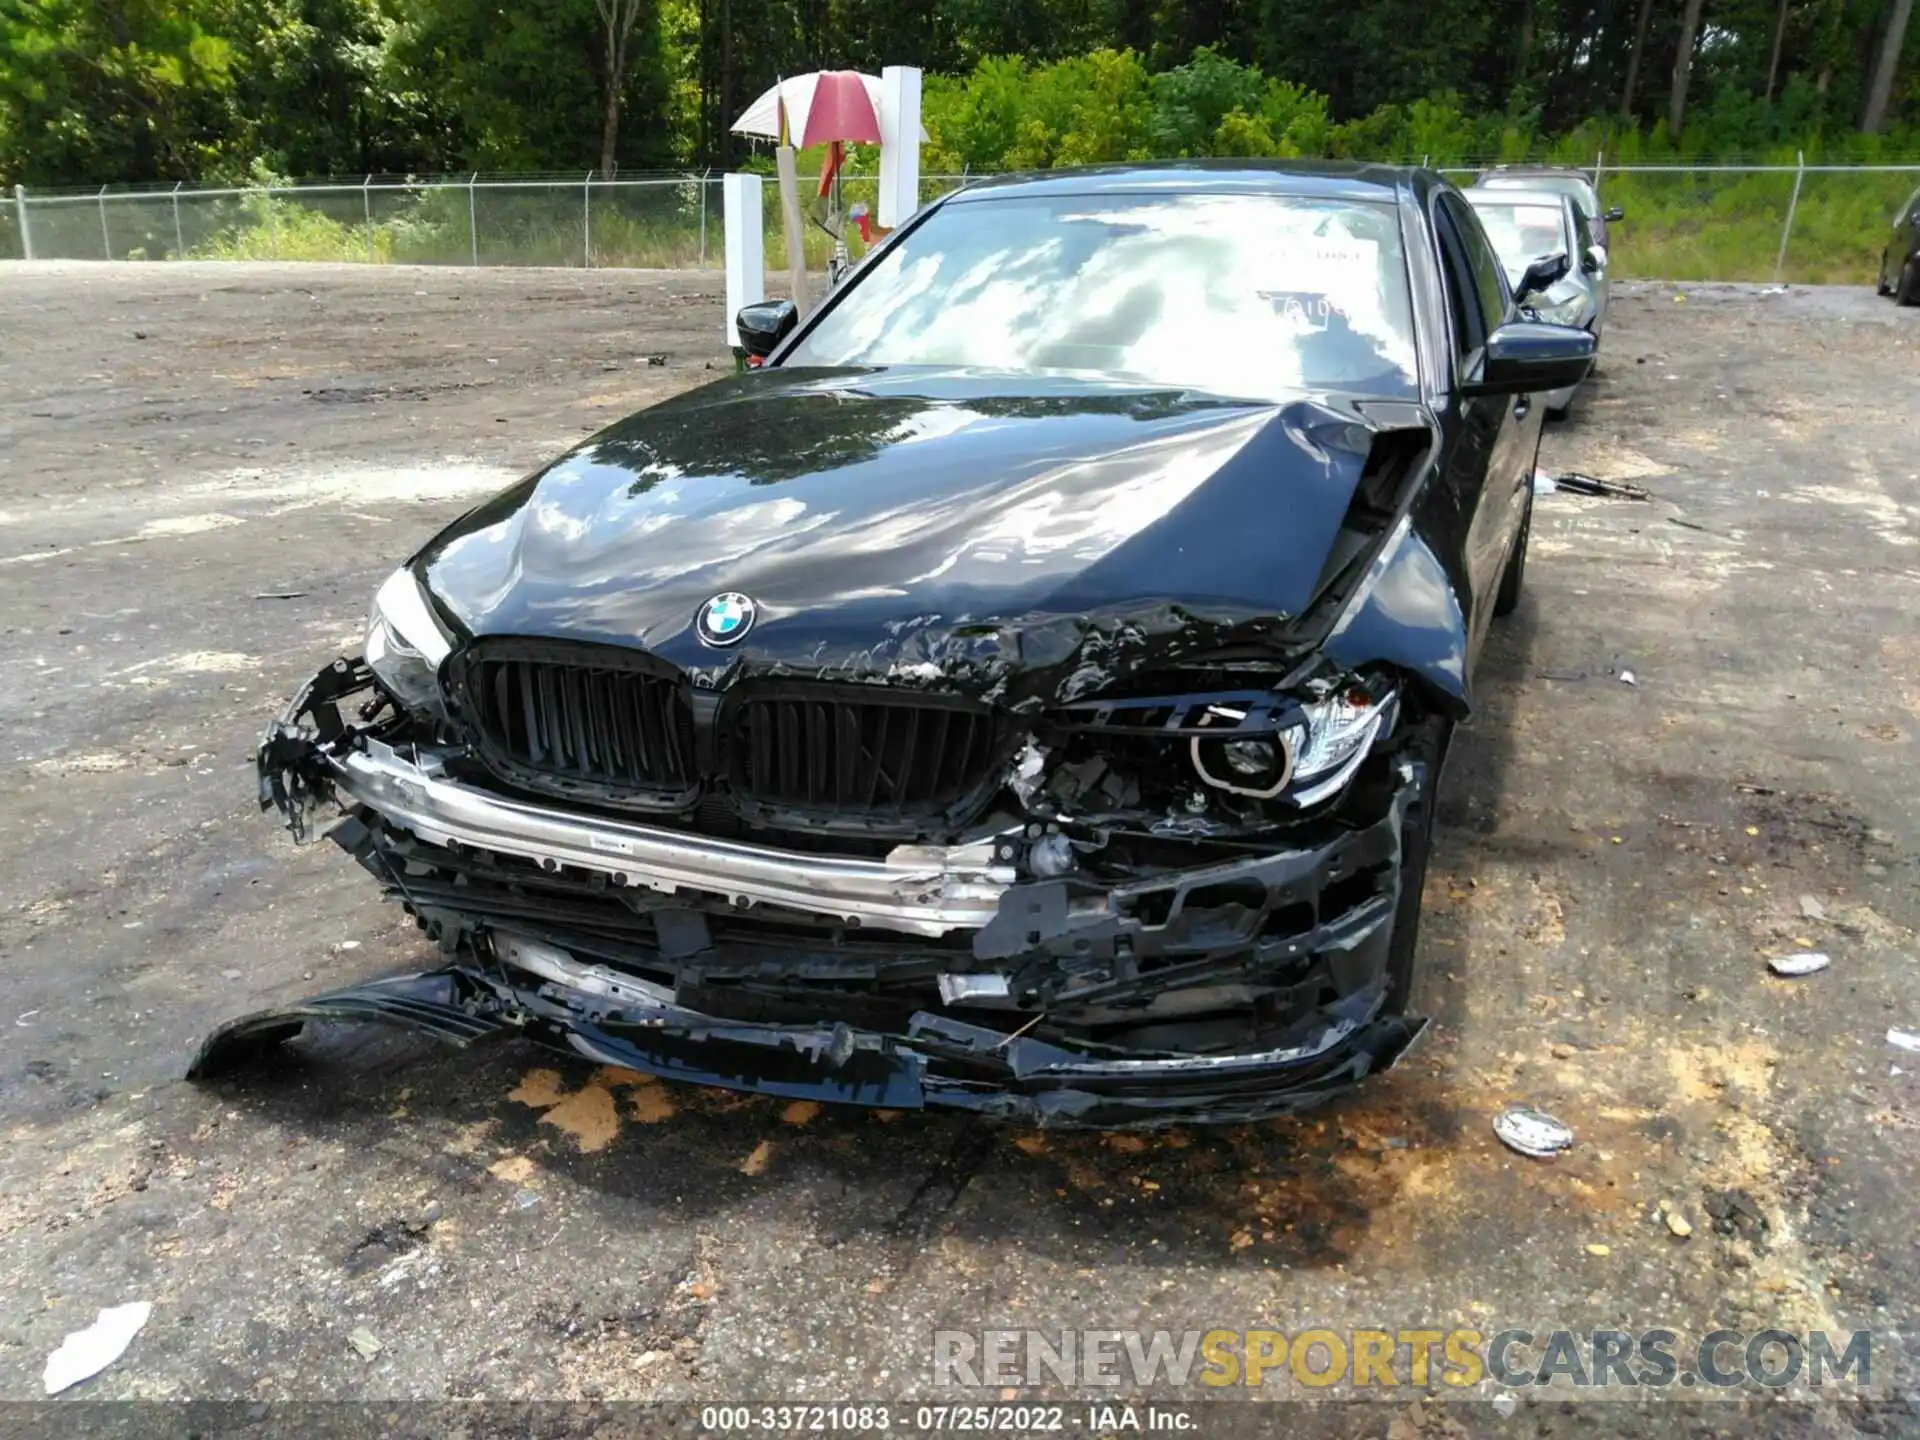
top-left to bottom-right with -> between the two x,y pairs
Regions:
0,0 -> 242,184
596,0 -> 648,173
1764,0 -> 1791,102
1621,0 -> 1655,112
1861,0 -> 1913,131
390,0 -> 671,170
1668,0 -> 1707,136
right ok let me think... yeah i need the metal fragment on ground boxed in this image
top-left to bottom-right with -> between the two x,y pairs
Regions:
1619,669 -> 1637,685
1554,472 -> 1653,501
1888,1029 -> 1920,1054
346,1327 -> 382,1360
1494,1105 -> 1574,1158
1768,951 -> 1831,977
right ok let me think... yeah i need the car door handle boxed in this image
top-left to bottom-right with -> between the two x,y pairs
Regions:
1513,396 -> 1532,419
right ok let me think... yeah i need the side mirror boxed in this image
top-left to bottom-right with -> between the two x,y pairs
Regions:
1514,251 -> 1571,301
735,300 -> 797,360
1604,205 -> 1625,223
1462,321 -> 1596,398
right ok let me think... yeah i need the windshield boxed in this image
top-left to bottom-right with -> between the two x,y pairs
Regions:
1482,174 -> 1599,219
782,192 -> 1419,401
1466,199 -> 1571,287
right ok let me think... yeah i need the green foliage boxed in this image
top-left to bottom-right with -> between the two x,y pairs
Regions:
0,0 -> 243,183
1,0 -> 1917,284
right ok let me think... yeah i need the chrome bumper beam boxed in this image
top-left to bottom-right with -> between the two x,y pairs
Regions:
329,741 -> 1017,938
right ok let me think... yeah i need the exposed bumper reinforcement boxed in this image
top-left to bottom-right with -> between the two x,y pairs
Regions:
321,739 -> 1018,940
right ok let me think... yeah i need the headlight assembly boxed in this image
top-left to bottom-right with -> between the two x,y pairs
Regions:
1185,681 -> 1397,807
365,568 -> 452,717
1288,687 -> 1396,805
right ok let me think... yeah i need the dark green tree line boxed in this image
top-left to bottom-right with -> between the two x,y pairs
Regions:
1,0 -> 1914,185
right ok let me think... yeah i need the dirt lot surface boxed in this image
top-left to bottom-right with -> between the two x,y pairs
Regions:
1,262 -> 1917,1433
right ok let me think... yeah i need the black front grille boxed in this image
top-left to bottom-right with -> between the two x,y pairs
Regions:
449,639 -> 695,802
726,685 -> 1002,820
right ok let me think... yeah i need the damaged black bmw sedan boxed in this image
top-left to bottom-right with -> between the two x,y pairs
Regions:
206,163 -> 1593,1126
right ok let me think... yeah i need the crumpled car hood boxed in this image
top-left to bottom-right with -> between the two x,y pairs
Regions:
416,367 -> 1422,704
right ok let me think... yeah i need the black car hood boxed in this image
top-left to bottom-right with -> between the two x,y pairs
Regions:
417,368 -> 1428,706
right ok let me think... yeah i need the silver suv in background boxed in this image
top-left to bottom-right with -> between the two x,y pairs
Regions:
1462,187 -> 1608,417
1475,165 -> 1625,251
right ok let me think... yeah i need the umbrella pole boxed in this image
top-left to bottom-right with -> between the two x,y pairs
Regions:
774,144 -> 811,316
832,163 -> 851,282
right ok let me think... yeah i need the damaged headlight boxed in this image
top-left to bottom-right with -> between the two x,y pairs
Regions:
1040,674 -> 1399,820
364,568 -> 452,717
1287,688 -> 1397,804
1530,288 -> 1591,329
1188,682 -> 1396,807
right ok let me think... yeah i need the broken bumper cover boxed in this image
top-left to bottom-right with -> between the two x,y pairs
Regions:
190,960 -> 1425,1127
227,659 -> 1431,1125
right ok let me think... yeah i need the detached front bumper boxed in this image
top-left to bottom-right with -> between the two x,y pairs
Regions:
191,957 -> 1425,1127
221,658 -> 1432,1127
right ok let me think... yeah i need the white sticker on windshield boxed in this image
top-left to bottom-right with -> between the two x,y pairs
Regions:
1269,238 -> 1378,289
1253,237 -> 1380,325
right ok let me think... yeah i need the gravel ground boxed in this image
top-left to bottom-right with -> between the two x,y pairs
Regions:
0,262 -> 1917,1435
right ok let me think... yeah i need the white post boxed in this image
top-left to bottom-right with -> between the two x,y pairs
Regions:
13,184 -> 30,261
877,65 -> 923,229
171,181 -> 184,258
583,170 -> 593,267
722,172 -> 766,348
98,184 -> 111,260
698,167 -> 710,267
363,174 -> 373,263
1774,150 -> 1805,283
266,183 -> 278,258
1594,147 -> 1605,197
468,173 -> 479,267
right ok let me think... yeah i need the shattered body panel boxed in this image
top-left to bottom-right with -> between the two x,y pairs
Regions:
214,669 -> 1440,1125
216,163 -> 1555,1126
415,376 -> 1468,712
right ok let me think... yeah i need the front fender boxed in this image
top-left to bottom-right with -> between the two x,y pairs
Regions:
1323,517 -> 1470,715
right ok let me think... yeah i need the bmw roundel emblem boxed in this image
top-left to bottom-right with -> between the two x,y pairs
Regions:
696,591 -> 757,647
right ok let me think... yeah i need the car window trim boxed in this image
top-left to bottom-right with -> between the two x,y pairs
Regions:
1396,186 -> 1447,404
1571,202 -> 1595,256
1439,191 -> 1511,340
1428,194 -> 1487,371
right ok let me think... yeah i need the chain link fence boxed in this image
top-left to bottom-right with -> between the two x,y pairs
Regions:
7,162 -> 1919,284
0,171 -> 969,274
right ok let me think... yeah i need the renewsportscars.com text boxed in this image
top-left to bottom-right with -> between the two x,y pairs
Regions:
933,1328 -> 1872,1391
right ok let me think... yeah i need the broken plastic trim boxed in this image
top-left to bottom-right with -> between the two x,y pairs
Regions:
256,657 -> 383,843
188,951 -> 1427,1127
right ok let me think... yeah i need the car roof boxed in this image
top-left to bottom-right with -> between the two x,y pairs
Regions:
946,160 -> 1432,205
1478,165 -> 1593,179
1461,186 -> 1575,211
